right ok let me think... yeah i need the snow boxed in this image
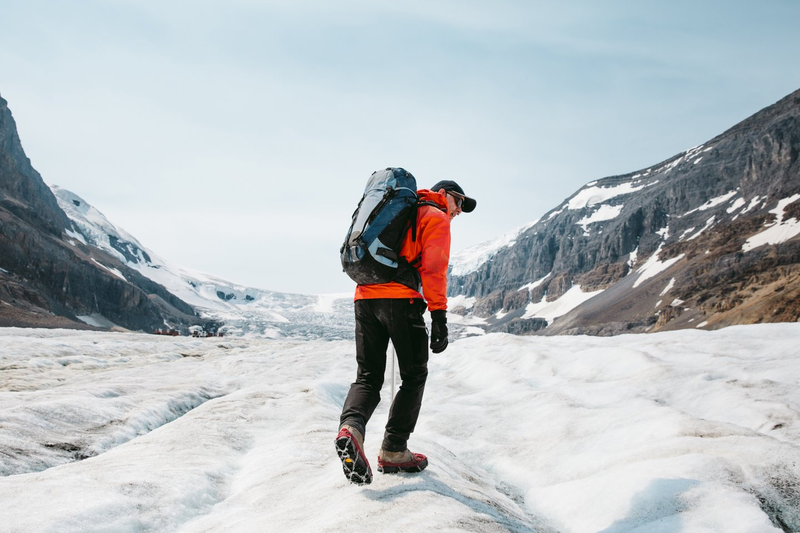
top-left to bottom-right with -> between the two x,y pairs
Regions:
576,204 -> 624,231
567,182 -> 650,210
627,247 -> 638,270
633,247 -> 685,288
727,197 -> 746,214
446,299 -> 487,329
743,196 -> 763,214
77,313 -> 120,329
447,294 -> 476,310
449,221 -> 537,277
519,273 -> 551,293
313,293 -> 351,313
547,206 -> 566,220
685,216 -> 716,241
652,145 -> 706,176
660,278 -> 676,296
743,194 -> 800,252
522,284 -> 603,324
65,227 -> 87,244
2,324 -> 799,532
683,190 -> 738,216
53,186 -> 141,253
459,326 -> 487,336
92,258 -> 126,280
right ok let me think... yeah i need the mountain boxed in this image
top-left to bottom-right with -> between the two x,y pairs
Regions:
449,88 -> 800,336
51,185 -> 354,339
8,86 -> 798,339
0,93 -> 353,337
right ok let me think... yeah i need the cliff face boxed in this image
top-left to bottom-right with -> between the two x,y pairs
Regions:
450,88 -> 800,335
0,97 -> 71,237
0,94 -> 213,332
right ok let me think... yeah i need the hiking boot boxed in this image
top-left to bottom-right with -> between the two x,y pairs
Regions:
335,425 -> 372,485
377,448 -> 428,474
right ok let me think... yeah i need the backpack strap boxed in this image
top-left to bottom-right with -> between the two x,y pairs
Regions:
411,200 -> 447,242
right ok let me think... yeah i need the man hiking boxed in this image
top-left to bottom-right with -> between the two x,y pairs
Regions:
335,178 -> 477,485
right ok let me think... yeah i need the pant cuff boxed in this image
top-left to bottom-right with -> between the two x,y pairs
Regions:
381,438 -> 407,452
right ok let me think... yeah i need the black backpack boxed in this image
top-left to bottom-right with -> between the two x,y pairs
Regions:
340,167 -> 435,289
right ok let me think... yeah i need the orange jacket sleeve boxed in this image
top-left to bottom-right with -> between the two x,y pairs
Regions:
415,206 -> 451,311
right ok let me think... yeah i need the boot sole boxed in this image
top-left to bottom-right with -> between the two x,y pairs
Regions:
377,456 -> 428,474
335,433 -> 372,485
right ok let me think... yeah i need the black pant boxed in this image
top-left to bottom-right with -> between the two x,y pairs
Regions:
340,298 -> 429,452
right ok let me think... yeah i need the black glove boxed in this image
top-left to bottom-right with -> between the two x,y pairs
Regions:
430,310 -> 448,354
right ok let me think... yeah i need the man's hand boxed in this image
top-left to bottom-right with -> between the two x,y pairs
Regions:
430,310 -> 448,353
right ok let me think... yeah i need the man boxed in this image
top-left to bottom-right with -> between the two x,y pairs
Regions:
335,179 -> 477,485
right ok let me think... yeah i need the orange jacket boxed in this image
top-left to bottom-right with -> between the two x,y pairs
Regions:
354,190 -> 452,311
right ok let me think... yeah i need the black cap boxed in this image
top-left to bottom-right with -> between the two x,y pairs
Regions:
430,180 -> 476,213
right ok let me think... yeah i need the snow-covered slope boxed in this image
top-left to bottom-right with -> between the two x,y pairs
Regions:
52,186 -> 354,339
1,324 -> 798,532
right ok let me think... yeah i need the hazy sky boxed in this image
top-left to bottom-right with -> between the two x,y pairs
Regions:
2,1 -> 799,294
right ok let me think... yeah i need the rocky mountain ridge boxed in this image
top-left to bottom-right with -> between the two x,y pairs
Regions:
449,88 -> 800,335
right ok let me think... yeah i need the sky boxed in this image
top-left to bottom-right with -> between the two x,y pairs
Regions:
2,1 -> 800,294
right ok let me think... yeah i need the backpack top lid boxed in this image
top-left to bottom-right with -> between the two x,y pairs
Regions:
347,168 -> 418,247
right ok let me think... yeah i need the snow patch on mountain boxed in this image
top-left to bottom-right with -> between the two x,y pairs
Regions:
660,277 -> 677,296
567,182 -> 651,210
633,246 -> 685,288
743,194 -> 800,252
685,216 -> 716,241
53,186 -> 143,250
727,197 -> 747,214
519,273 -> 551,293
522,284 -> 604,324
683,190 -> 738,216
577,204 -> 624,231
652,144 -> 708,175
91,258 -> 126,281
